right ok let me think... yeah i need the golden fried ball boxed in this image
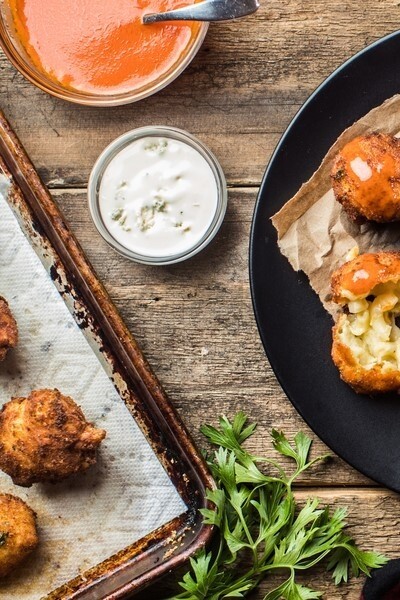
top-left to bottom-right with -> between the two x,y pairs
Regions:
0,389 -> 106,487
331,251 -> 400,394
331,133 -> 400,222
0,297 -> 18,361
0,494 -> 38,578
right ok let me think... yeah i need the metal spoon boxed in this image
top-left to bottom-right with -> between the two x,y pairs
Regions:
143,0 -> 260,24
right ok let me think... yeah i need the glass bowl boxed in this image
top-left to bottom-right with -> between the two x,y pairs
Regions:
0,2 -> 208,106
88,126 -> 228,265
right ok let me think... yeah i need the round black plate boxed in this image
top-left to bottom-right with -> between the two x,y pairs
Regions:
250,30 -> 400,491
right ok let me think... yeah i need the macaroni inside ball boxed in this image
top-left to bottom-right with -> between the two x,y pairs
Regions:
337,282 -> 400,372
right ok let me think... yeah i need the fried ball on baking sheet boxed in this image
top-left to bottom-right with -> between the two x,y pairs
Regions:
331,132 -> 400,222
0,493 -> 38,578
0,296 -> 18,361
0,389 -> 106,487
331,251 -> 400,394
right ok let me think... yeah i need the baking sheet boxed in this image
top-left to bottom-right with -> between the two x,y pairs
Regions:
271,94 -> 400,316
0,175 -> 185,599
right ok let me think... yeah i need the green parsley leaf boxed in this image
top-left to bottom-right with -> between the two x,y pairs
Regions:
167,414 -> 388,600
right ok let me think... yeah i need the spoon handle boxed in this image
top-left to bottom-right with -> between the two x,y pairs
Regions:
143,0 -> 260,24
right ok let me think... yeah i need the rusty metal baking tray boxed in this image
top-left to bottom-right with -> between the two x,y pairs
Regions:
0,110 -> 214,599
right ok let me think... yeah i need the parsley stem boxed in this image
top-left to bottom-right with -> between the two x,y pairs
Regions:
258,564 -> 295,574
169,414 -> 389,600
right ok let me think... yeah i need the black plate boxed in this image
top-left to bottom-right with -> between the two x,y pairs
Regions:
250,30 -> 400,492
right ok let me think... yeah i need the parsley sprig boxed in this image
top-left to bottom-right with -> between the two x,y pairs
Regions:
168,413 -> 387,600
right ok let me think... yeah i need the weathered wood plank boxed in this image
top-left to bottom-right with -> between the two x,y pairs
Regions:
134,488 -> 400,600
0,0 -> 399,187
4,1 -> 400,591
50,188 -> 378,486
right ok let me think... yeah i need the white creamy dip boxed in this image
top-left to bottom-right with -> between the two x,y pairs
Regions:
99,136 -> 219,258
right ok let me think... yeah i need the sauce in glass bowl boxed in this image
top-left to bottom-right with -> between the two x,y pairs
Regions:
88,127 -> 228,265
8,0 -> 201,95
99,135 -> 219,258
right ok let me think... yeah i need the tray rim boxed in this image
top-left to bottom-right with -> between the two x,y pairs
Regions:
0,110 -> 215,599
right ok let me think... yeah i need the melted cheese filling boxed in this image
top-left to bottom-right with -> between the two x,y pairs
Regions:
338,282 -> 400,371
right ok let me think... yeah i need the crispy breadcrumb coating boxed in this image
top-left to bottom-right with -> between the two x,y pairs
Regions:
331,133 -> 400,222
0,493 -> 38,578
0,297 -> 18,361
331,251 -> 400,394
0,389 -> 106,487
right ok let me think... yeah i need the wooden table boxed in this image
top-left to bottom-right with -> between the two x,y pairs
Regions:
2,2 -> 400,598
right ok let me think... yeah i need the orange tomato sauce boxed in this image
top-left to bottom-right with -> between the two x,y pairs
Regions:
9,0 -> 200,94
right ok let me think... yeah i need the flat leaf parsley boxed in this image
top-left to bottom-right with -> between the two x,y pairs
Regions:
167,413 -> 387,600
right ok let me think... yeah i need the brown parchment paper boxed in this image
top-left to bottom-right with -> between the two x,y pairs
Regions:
272,94 -> 400,316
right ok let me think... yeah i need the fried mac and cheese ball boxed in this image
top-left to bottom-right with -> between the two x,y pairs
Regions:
0,389 -> 106,487
0,297 -> 18,361
331,133 -> 400,222
331,251 -> 400,394
0,494 -> 38,578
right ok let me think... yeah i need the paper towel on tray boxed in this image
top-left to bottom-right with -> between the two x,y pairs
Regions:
0,175 -> 185,599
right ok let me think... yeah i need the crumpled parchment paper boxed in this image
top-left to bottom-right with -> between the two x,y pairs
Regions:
272,94 -> 400,316
0,175 -> 185,599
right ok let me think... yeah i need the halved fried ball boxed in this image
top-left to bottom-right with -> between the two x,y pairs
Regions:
0,493 -> 38,578
331,132 -> 400,222
0,389 -> 106,486
0,297 -> 18,361
331,251 -> 400,394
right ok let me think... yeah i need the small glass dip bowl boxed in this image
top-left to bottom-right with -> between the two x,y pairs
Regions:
0,3 -> 208,106
88,126 -> 228,265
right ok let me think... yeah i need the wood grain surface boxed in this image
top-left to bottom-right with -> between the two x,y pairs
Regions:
2,1 -> 400,598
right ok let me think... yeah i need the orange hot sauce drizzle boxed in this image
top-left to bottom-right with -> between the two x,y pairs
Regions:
9,0 -> 200,94
339,252 -> 400,298
340,137 -> 400,215
340,254 -> 384,298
